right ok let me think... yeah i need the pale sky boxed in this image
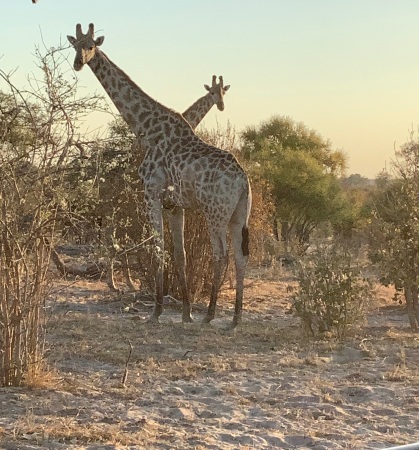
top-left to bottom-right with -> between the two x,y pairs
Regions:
2,1 -> 419,177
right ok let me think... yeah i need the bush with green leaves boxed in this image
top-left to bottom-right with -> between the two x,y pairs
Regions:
292,244 -> 374,339
368,138 -> 419,331
240,115 -> 350,253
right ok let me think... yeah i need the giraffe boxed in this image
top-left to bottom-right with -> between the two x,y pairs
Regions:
182,75 -> 230,129
67,24 -> 251,327
106,75 -> 231,292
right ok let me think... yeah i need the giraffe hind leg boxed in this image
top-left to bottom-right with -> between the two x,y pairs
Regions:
241,225 -> 250,257
229,190 -> 251,327
203,226 -> 228,324
167,208 -> 193,323
229,221 -> 249,327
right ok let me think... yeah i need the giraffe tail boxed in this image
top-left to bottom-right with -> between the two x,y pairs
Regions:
241,226 -> 250,257
241,182 -> 252,257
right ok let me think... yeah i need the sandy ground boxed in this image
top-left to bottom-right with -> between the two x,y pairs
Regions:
1,271 -> 419,449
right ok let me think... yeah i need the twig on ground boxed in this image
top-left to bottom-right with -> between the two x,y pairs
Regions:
121,339 -> 133,387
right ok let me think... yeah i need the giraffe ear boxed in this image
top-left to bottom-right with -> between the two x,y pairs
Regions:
95,36 -> 105,46
204,84 -> 211,92
67,35 -> 77,46
224,85 -> 230,92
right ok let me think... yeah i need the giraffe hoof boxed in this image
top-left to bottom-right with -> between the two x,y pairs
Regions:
182,314 -> 194,323
231,317 -> 242,329
147,314 -> 160,324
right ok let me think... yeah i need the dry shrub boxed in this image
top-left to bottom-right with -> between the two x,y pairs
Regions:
86,131 -> 215,300
168,210 -> 213,301
0,150 -> 57,386
246,178 -> 277,266
97,142 -> 214,302
0,43 -> 105,386
0,207 -> 50,386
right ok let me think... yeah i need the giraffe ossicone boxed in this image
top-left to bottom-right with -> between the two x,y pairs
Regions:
67,23 -> 251,327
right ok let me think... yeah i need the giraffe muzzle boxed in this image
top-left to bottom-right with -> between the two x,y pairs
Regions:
74,59 -> 84,71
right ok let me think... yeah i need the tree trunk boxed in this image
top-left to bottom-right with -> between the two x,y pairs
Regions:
411,284 -> 419,331
404,283 -> 419,331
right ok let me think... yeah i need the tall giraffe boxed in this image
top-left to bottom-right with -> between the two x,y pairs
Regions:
67,24 -> 251,327
107,75 -> 231,292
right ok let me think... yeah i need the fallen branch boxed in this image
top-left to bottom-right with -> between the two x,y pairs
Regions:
121,339 -> 133,387
50,247 -> 106,279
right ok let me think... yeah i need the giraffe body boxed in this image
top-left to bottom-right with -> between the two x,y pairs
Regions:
68,24 -> 251,326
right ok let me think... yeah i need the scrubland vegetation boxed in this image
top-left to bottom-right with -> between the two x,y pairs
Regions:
1,43 -> 419,449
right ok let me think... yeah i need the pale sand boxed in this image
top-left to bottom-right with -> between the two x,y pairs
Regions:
0,277 -> 418,449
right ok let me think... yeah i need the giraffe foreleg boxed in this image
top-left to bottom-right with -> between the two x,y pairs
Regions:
146,200 -> 165,323
167,207 -> 193,323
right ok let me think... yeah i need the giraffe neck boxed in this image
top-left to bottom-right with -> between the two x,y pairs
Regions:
88,49 -> 195,144
182,93 -> 214,130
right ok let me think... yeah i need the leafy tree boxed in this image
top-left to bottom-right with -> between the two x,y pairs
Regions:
340,173 -> 372,189
240,115 -> 349,252
368,138 -> 419,330
337,174 -> 377,240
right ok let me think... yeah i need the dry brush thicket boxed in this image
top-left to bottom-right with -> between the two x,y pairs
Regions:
0,45 -> 106,386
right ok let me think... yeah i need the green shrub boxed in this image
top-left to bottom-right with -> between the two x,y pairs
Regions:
292,244 -> 374,339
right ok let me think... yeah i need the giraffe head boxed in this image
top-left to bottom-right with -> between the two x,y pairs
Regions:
204,75 -> 230,111
67,23 -> 104,71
